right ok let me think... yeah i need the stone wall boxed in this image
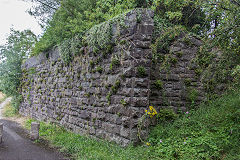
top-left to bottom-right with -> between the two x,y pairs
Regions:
20,9 -> 205,146
20,9 -> 154,146
150,35 -> 205,112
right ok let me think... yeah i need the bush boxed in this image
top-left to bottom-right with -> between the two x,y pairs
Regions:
148,88 -> 240,159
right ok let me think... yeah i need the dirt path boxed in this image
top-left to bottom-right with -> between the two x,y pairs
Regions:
0,98 -> 69,160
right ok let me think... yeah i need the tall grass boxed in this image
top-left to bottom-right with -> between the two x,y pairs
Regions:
148,88 -> 240,159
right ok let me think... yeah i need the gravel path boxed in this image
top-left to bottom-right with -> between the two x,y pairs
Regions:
0,98 -> 69,160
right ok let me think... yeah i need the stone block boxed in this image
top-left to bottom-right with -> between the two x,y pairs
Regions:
138,24 -> 154,35
30,122 -> 40,140
58,77 -> 66,83
79,111 -> 91,120
118,88 -> 132,97
134,40 -> 151,49
122,116 -> 131,127
120,126 -> 130,138
132,97 -> 148,107
134,78 -> 149,88
96,129 -> 106,139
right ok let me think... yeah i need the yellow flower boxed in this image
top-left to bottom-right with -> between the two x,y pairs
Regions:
146,142 -> 150,146
149,106 -> 154,111
145,106 -> 158,118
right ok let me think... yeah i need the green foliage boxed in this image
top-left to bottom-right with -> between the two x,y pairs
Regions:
11,94 -> 23,110
85,19 -> 113,52
111,80 -> 121,94
96,66 -> 103,73
59,39 -> 73,64
89,60 -> 95,68
154,80 -> 163,89
186,88 -> 198,105
151,25 -> 186,62
22,86 -> 240,160
110,56 -> 120,71
24,119 -> 150,160
31,0 -> 137,56
188,1 -> 240,94
169,56 -> 177,65
151,0 -> 207,32
232,65 -> 240,83
137,66 -> 147,77
184,78 -> 191,86
120,99 -> 127,106
2,101 -> 18,118
148,88 -> 240,159
29,0 -> 207,57
28,67 -> 36,75
106,80 -> 121,104
106,92 -> 112,104
26,0 -> 60,27
156,108 -> 178,122
176,51 -> 183,58
202,0 -> 240,55
194,39 -> 239,94
27,94 -> 30,100
0,29 -> 36,109
111,56 -> 120,67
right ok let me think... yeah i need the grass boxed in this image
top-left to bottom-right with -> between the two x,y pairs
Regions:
148,88 -> 240,159
21,88 -> 240,159
24,120 -> 152,160
0,92 -> 7,104
2,101 -> 18,117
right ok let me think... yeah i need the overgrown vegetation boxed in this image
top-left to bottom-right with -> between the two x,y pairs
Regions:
0,29 -> 36,109
148,88 -> 240,159
23,88 -> 240,159
0,0 -> 240,159
28,0 -> 209,58
31,0 -> 137,56
2,101 -> 19,118
24,119 -> 150,160
0,0 -> 236,107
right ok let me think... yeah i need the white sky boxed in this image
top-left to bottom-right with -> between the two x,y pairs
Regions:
0,0 -> 42,45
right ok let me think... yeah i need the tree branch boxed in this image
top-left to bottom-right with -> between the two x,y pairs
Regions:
34,0 -> 59,10
230,0 -> 240,7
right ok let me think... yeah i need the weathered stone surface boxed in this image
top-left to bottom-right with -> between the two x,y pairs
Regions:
30,122 -> 40,140
19,9 -> 205,147
150,35 -> 204,112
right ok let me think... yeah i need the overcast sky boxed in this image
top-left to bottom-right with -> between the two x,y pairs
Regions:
0,0 -> 42,45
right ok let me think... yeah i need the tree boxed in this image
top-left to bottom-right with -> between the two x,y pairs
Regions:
200,0 -> 240,53
0,29 -> 37,109
24,0 -> 61,28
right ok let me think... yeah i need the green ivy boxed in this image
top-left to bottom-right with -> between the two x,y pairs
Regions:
59,39 -> 72,64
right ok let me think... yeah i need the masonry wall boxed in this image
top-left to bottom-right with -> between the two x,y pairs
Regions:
20,9 -> 205,146
20,9 -> 154,146
150,35 -> 205,112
